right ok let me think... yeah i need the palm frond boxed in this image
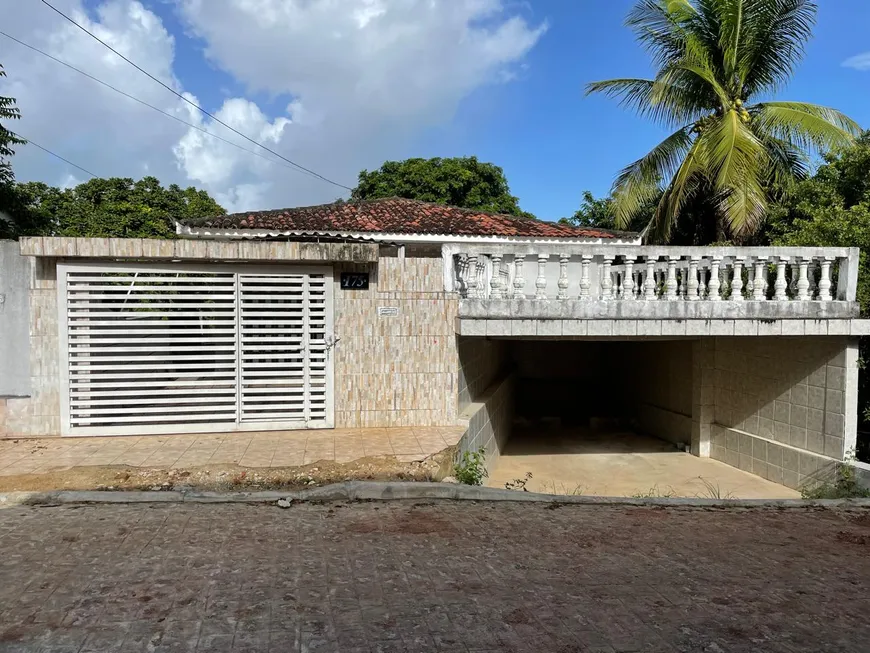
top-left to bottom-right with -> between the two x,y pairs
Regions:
626,0 -> 689,67
715,0 -> 747,86
654,33 -> 730,109
611,125 -> 695,229
585,78 -> 707,128
740,0 -> 816,96
646,137 -> 708,241
762,134 -> 809,186
753,101 -> 861,153
704,108 -> 769,232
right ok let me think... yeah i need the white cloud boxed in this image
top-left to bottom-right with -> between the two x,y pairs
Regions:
2,0 -> 546,212
843,52 -> 870,71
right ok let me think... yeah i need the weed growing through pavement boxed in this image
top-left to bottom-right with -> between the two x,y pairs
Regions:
504,472 -> 533,492
453,448 -> 487,486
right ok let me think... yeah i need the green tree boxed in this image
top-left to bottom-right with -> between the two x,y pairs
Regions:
11,176 -> 225,239
0,63 -> 26,238
561,190 -> 656,233
587,0 -> 860,243
352,156 -> 535,218
767,133 -> 870,459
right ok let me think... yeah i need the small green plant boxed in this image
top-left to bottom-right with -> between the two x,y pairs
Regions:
453,448 -> 487,486
801,451 -> 870,499
631,484 -> 677,499
539,481 -> 587,496
505,472 -> 533,492
695,477 -> 735,500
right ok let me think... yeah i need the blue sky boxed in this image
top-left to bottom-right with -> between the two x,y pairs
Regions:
7,0 -> 870,219
436,0 -> 870,221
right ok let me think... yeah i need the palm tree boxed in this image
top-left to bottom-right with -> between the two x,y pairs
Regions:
587,0 -> 861,243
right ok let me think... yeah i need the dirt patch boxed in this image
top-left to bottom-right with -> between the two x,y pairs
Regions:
849,514 -> 870,529
503,608 -> 534,625
391,511 -> 452,535
0,452 -> 450,493
836,531 -> 870,546
346,509 -> 452,536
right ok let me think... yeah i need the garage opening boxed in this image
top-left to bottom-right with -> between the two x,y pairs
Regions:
459,337 -> 798,498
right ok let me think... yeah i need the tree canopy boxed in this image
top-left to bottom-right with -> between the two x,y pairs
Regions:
587,0 -> 861,243
6,176 -> 225,239
351,156 -> 534,218
767,132 -> 870,314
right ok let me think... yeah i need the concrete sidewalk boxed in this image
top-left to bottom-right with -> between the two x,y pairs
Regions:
0,427 -> 463,477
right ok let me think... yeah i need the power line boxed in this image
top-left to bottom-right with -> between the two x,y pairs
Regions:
0,30 -> 306,174
40,0 -> 353,191
7,130 -> 98,178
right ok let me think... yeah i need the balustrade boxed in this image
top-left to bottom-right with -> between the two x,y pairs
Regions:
450,246 -> 857,303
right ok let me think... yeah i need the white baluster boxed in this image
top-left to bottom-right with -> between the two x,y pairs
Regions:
679,266 -> 688,300
512,255 -> 526,298
535,254 -> 548,299
644,258 -> 657,300
633,270 -> 643,299
666,257 -> 679,301
557,254 -> 569,300
818,258 -> 833,301
774,257 -> 788,301
601,256 -> 614,300
731,257 -> 744,301
490,254 -> 504,299
623,259 -> 635,301
796,257 -> 810,301
708,257 -> 722,301
455,256 -> 467,297
466,254 -> 479,298
579,255 -> 592,299
687,257 -> 700,301
752,257 -> 766,301
808,261 -> 818,299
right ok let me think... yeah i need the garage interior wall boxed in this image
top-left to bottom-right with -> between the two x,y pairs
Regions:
708,336 -> 857,489
456,336 -> 511,471
505,340 -> 693,443
625,341 -> 694,447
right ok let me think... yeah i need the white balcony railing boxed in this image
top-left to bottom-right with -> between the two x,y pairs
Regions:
445,245 -> 859,304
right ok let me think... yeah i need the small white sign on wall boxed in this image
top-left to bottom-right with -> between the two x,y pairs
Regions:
377,306 -> 399,317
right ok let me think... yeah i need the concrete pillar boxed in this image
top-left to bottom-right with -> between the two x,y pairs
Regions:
691,339 -> 716,457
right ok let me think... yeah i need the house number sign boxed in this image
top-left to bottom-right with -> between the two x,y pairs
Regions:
340,272 -> 369,290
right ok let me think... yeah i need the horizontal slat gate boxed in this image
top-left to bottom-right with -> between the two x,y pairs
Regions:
59,263 -> 333,436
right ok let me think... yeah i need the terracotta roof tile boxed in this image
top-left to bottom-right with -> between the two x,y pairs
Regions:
181,198 -> 632,240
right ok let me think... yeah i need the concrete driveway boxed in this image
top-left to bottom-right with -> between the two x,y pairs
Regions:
1,501 -> 868,652
486,428 -> 800,499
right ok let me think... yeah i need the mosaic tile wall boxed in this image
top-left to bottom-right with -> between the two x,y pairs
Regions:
3,245 -> 462,436
333,249 -> 462,428
1,257 -> 61,437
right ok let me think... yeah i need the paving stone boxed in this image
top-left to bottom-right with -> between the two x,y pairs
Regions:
0,503 -> 869,652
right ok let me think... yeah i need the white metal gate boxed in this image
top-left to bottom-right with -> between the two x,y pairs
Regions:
58,262 -> 334,436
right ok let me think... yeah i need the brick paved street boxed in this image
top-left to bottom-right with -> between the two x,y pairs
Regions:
1,502 -> 869,652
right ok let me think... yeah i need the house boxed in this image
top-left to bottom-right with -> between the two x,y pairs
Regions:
0,197 -> 866,492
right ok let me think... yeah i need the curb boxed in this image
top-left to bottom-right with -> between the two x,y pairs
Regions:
2,481 -> 870,509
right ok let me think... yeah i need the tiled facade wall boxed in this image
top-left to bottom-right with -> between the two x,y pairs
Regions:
333,248 -> 461,428
1,258 -> 61,438
709,336 -> 858,489
4,246 -> 462,437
